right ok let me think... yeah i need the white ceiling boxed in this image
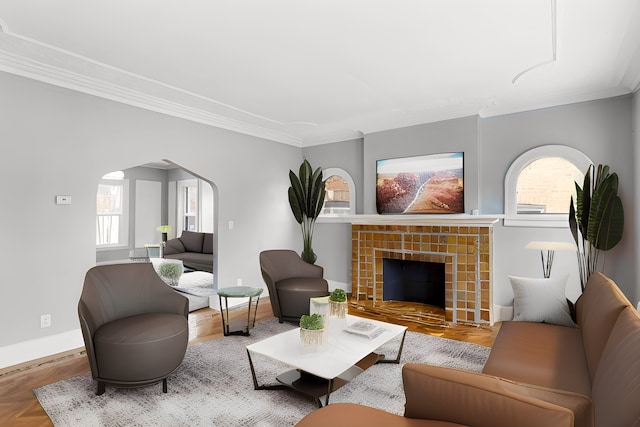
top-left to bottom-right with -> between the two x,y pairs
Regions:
0,0 -> 639,146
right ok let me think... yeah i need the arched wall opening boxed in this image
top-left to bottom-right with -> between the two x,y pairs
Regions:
95,159 -> 219,288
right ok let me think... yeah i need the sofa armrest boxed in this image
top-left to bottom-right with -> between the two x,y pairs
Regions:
163,238 -> 185,256
402,364 -> 576,427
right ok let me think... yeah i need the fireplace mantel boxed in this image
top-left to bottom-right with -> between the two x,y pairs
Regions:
318,214 -> 502,226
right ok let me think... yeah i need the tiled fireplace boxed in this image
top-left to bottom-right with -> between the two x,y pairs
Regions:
352,221 -> 495,324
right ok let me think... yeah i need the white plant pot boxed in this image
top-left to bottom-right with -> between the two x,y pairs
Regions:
299,328 -> 326,352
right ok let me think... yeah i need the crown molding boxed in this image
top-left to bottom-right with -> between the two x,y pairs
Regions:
0,29 -> 303,147
302,129 -> 364,147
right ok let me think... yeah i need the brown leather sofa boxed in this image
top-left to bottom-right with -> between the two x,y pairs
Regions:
295,403 -> 467,427
296,272 -> 640,427
163,230 -> 214,272
78,263 -> 189,395
259,249 -> 330,323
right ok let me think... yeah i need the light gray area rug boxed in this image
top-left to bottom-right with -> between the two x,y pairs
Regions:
34,319 -> 490,427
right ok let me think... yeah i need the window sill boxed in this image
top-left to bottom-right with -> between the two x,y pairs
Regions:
96,245 -> 130,252
503,216 -> 569,228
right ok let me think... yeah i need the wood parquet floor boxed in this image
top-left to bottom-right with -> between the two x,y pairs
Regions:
0,298 -> 500,426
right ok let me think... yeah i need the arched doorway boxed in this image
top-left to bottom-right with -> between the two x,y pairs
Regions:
95,159 -> 218,287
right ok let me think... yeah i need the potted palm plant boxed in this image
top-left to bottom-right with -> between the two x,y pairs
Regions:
569,164 -> 624,291
288,160 -> 327,264
328,288 -> 348,319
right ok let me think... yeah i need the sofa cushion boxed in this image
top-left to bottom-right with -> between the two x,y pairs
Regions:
202,233 -> 214,254
180,231 -> 205,253
165,252 -> 213,273
591,307 -> 640,426
576,272 -> 629,379
94,313 -> 188,381
277,277 -> 329,292
482,321 -> 591,397
509,275 -> 576,327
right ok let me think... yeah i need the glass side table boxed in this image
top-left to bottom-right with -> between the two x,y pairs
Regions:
217,286 -> 264,336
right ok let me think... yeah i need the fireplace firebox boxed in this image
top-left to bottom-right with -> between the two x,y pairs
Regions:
382,258 -> 445,308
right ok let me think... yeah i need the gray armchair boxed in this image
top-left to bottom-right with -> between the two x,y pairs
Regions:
78,263 -> 189,395
259,250 -> 329,323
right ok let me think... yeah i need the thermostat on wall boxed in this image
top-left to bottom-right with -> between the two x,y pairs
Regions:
55,195 -> 72,205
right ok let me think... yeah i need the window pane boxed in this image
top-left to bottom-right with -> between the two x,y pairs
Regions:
184,215 -> 197,231
184,187 -> 198,215
97,184 -> 123,214
96,178 -> 125,246
516,157 -> 582,214
323,175 -> 350,215
96,215 -> 120,245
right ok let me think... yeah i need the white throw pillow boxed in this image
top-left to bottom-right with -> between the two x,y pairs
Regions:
509,275 -> 577,327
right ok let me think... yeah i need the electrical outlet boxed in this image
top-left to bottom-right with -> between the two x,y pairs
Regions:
236,278 -> 242,286
41,314 -> 51,328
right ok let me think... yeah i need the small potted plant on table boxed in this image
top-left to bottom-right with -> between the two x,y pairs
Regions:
157,260 -> 183,286
299,313 -> 326,350
329,288 -> 348,319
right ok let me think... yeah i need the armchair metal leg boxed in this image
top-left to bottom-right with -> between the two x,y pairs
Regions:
162,378 -> 168,393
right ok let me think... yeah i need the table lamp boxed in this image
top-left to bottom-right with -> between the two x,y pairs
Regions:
525,241 -> 577,278
156,225 -> 172,247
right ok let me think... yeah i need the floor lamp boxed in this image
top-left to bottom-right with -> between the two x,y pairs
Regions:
525,241 -> 577,278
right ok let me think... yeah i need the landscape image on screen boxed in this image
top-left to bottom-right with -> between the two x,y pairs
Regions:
376,152 -> 464,214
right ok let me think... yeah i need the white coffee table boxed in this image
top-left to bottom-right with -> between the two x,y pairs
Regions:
246,315 -> 407,406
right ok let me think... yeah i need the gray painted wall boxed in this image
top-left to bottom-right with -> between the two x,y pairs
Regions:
0,71 -> 302,352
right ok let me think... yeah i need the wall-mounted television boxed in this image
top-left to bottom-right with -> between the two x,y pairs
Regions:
376,152 -> 464,214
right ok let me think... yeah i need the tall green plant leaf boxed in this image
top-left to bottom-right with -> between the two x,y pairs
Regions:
288,159 -> 327,264
569,163 -> 624,290
596,195 -> 624,250
569,195 -> 579,246
595,164 -> 609,188
299,160 -> 312,209
588,173 -> 623,250
309,168 -> 326,218
578,166 -> 592,238
288,187 -> 303,223
288,170 -> 305,224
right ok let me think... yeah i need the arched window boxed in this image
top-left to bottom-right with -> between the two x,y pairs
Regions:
321,168 -> 356,216
504,145 -> 592,227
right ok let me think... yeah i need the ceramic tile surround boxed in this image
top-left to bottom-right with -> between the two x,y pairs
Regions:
352,224 -> 493,324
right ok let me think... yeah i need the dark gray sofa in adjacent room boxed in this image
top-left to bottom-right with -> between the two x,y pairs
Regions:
163,230 -> 214,272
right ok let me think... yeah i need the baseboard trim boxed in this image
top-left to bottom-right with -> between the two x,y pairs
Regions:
0,329 -> 84,371
493,304 -> 514,322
